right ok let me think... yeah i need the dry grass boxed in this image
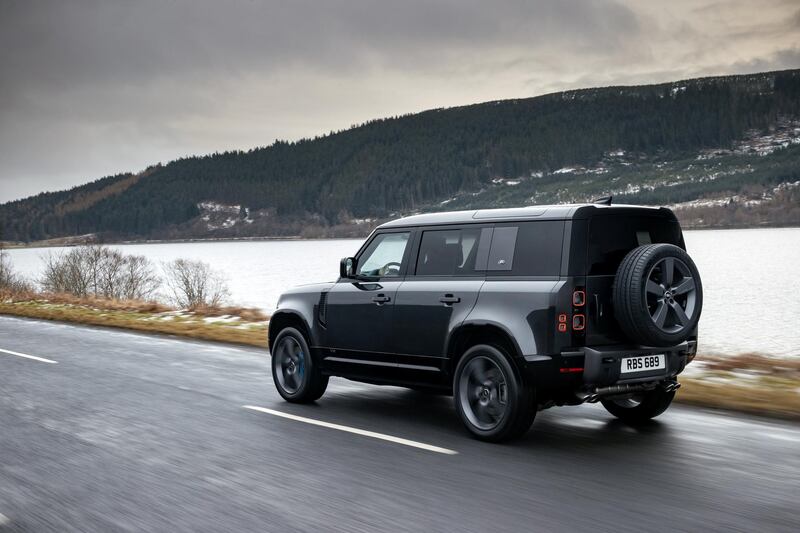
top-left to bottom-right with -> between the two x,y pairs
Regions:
677,376 -> 800,420
675,353 -> 800,420
0,296 -> 268,348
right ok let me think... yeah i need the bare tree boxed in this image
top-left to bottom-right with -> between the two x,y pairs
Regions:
40,246 -> 160,300
0,248 -> 32,294
163,258 -> 230,309
41,249 -> 92,295
120,254 -> 160,300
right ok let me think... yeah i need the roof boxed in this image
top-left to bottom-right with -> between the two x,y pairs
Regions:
377,203 -> 670,229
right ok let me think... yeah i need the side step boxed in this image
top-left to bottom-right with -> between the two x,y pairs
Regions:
578,380 -> 680,404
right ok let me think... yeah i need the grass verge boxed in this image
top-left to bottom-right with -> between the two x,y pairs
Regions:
0,298 -> 268,348
677,376 -> 799,420
1,298 -> 797,421
677,354 -> 800,420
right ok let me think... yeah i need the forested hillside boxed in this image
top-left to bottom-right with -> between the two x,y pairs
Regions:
2,69 -> 799,242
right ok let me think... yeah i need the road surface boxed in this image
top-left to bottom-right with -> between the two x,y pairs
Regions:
0,316 -> 798,532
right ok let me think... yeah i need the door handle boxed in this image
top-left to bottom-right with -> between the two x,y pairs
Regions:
372,294 -> 391,304
439,294 -> 461,304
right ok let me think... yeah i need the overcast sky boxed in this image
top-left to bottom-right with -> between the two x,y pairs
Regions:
1,0 -> 798,203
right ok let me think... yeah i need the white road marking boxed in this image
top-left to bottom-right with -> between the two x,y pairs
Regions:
0,512 -> 9,526
243,405 -> 458,455
0,347 -> 58,364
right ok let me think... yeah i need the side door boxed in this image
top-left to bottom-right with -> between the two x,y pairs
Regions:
391,225 -> 490,378
322,230 -> 413,375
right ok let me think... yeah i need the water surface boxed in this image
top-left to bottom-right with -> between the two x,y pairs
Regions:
8,227 -> 799,358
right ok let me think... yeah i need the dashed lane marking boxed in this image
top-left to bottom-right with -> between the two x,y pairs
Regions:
0,347 -> 58,364
243,405 -> 458,455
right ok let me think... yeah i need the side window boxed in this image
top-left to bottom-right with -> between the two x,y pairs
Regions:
357,232 -> 410,278
487,221 -> 564,276
416,227 -> 482,276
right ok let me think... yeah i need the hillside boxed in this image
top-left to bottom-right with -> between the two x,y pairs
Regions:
2,69 -> 800,243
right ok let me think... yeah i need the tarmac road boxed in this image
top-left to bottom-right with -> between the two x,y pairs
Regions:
0,315 -> 798,532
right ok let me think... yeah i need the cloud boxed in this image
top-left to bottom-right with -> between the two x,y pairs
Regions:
0,0 -> 798,202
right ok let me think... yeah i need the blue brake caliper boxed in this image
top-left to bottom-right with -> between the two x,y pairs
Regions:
297,351 -> 305,379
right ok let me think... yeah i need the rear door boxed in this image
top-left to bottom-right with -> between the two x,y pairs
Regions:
584,213 -> 684,346
391,225 -> 489,374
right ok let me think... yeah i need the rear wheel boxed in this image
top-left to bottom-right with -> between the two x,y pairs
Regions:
271,327 -> 328,403
601,387 -> 675,423
453,345 -> 535,442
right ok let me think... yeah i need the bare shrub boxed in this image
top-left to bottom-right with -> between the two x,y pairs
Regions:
40,245 -> 160,300
0,248 -> 33,295
163,258 -> 230,309
119,254 -> 161,300
41,249 -> 90,295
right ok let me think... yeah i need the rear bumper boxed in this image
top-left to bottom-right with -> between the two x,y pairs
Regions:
579,341 -> 691,386
519,340 -> 695,392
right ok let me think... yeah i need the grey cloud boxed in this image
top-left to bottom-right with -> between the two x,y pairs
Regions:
0,0 -> 798,203
726,47 -> 800,75
0,0 -> 640,97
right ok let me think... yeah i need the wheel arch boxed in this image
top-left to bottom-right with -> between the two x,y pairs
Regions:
446,322 -> 523,376
268,310 -> 315,353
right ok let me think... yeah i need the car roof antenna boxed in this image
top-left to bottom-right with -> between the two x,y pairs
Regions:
592,195 -> 613,205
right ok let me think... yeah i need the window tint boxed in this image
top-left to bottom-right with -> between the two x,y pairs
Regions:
588,215 -> 682,275
357,232 -> 410,278
416,227 -> 482,276
487,221 -> 564,276
487,226 -> 517,271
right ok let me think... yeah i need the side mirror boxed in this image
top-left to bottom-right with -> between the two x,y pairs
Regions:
339,257 -> 356,279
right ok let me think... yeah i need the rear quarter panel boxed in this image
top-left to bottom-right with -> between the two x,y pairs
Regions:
464,280 -> 564,356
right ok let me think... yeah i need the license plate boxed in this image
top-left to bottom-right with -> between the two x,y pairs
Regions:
620,354 -> 665,374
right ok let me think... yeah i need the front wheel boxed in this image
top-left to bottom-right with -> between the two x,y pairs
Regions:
600,387 -> 675,423
453,345 -> 535,442
271,327 -> 328,403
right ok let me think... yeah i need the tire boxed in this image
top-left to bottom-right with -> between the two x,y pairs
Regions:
613,243 -> 703,347
601,387 -> 675,423
453,344 -> 535,442
271,327 -> 328,403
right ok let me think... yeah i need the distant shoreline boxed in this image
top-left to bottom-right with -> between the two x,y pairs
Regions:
3,223 -> 799,250
1,234 -> 363,250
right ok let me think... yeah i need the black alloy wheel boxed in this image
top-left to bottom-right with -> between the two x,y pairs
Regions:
271,327 -> 329,403
454,345 -> 536,442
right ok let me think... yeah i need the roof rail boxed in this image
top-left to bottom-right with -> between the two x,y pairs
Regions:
592,195 -> 613,206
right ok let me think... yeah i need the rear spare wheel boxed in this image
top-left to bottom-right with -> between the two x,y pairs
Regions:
613,244 -> 702,347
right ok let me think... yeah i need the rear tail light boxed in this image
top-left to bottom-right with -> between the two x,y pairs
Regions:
572,290 -> 586,307
558,289 -> 587,335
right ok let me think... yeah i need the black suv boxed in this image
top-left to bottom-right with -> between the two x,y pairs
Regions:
268,203 -> 702,441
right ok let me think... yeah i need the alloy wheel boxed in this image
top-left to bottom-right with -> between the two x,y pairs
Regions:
458,356 -> 508,431
645,257 -> 698,334
275,336 -> 306,394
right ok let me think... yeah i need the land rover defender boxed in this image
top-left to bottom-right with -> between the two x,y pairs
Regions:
268,202 -> 702,441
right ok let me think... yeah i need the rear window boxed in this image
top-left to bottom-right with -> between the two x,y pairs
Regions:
587,215 -> 682,275
486,221 -> 564,277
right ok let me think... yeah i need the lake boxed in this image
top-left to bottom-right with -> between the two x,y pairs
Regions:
6,227 -> 800,358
